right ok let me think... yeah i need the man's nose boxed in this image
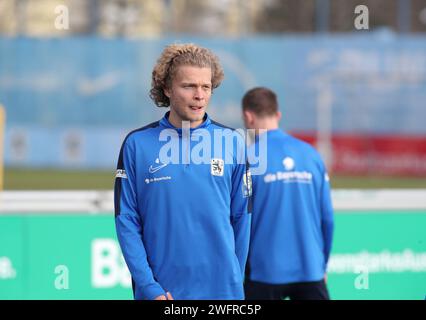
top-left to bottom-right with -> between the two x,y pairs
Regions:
194,87 -> 205,100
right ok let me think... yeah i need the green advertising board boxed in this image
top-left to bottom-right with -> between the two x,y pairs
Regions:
0,212 -> 425,299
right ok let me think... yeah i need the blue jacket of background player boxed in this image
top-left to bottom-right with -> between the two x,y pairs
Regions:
246,129 -> 334,284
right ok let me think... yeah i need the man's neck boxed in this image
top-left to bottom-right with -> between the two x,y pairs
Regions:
168,111 -> 204,128
255,118 -> 280,131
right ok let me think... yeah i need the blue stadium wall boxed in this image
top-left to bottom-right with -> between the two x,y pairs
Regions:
1,33 -> 426,169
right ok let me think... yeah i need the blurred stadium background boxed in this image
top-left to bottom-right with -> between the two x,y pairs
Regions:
0,0 -> 425,299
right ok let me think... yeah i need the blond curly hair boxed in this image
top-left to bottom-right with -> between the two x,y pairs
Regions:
150,43 -> 224,108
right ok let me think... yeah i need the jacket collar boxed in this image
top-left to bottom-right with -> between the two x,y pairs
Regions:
159,111 -> 211,135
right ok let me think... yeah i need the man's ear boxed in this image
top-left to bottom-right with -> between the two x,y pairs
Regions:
243,110 -> 257,129
243,110 -> 253,124
276,111 -> 282,121
164,87 -> 171,98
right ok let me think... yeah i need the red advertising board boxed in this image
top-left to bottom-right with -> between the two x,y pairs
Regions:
292,133 -> 426,176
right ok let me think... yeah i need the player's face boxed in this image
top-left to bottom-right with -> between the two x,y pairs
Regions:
165,65 -> 212,128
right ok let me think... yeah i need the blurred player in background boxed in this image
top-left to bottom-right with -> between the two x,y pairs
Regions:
114,43 -> 251,300
242,87 -> 334,300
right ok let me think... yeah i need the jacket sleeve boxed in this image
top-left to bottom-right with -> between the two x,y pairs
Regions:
320,165 -> 334,268
230,138 -> 252,277
114,137 -> 165,300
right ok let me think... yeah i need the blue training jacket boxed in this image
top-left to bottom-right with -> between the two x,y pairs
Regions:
246,129 -> 334,284
114,112 -> 251,300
